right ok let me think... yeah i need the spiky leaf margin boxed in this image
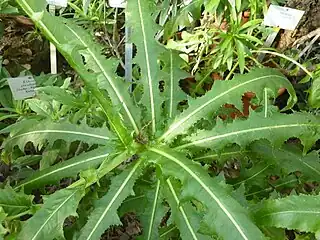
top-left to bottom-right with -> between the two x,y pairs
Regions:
15,147 -> 116,192
149,147 -> 266,240
160,68 -> 297,142
164,178 -> 212,240
78,159 -> 144,240
17,187 -> 85,240
252,194 -> 320,236
177,112 -> 320,152
1,119 -> 115,151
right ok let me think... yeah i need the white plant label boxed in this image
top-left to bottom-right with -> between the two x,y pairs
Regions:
7,76 -> 36,100
264,5 -> 305,30
46,0 -> 67,7
108,0 -> 126,8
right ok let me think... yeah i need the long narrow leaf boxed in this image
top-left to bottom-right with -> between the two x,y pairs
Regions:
1,119 -> 115,151
252,194 -> 320,235
164,178 -> 212,240
149,147 -> 266,240
160,50 -> 188,119
17,187 -> 85,240
16,0 -> 139,143
126,0 -> 164,134
78,159 -> 144,240
16,147 -> 115,191
160,68 -> 297,142
177,112 -> 320,152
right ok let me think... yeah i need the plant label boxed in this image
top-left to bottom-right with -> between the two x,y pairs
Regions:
108,0 -> 126,8
264,5 -> 304,30
7,76 -> 36,100
46,0 -> 67,7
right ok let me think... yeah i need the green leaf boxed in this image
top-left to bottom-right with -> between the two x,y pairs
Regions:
160,68 -> 297,142
149,147 -> 266,240
126,0 -> 164,134
193,147 -> 249,163
137,180 -> 166,240
308,76 -> 320,108
164,178 -> 212,240
252,194 -> 320,235
160,50 -> 188,120
17,187 -> 85,240
1,119 -> 115,151
16,0 -> 139,143
16,147 -> 115,191
0,187 -> 34,217
40,140 -> 65,170
164,0 -> 203,40
229,161 -> 275,189
25,99 -> 52,118
0,208 -> 7,238
78,159 -> 144,240
252,142 -> 320,182
36,86 -> 84,108
177,112 -> 320,153
235,40 -> 245,74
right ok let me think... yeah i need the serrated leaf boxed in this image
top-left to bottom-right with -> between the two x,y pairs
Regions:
78,159 -> 144,240
252,194 -> 320,235
126,0 -> 164,134
164,178 -> 212,240
1,119 -> 115,151
0,187 -> 34,216
229,161 -> 275,189
160,50 -> 188,120
17,187 -> 85,240
160,68 -> 297,142
149,147 -> 266,240
15,0 -> 139,143
177,112 -> 320,152
245,175 -> 298,199
193,146 -> 249,163
36,86 -> 84,108
16,147 -> 115,192
137,180 -> 166,240
252,142 -> 320,182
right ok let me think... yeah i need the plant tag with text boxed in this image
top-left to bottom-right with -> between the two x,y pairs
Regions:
46,0 -> 67,7
108,0 -> 126,8
7,76 -> 36,100
264,5 -> 304,30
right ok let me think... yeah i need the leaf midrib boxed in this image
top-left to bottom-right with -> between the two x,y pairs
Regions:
64,25 -> 139,134
150,148 -> 249,240
261,210 -> 320,218
16,153 -> 110,189
85,160 -> 143,240
9,130 -> 111,143
177,123 -> 318,149
30,190 -> 77,240
137,0 -> 156,134
146,180 -> 161,240
167,179 -> 199,240
160,74 -> 287,141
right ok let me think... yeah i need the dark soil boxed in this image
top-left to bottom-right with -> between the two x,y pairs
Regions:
0,16 -> 50,76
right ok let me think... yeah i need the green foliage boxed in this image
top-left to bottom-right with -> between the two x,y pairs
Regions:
253,194 -> 320,236
0,0 -> 318,239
